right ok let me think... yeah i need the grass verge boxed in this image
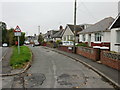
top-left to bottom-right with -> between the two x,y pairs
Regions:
10,46 -> 32,69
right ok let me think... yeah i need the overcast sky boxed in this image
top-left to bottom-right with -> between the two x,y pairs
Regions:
1,0 -> 119,36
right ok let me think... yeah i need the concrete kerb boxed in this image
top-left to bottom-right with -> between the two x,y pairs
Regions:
45,47 -> 120,89
0,47 -> 33,77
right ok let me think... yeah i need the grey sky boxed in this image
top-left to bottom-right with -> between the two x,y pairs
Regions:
1,0 -> 119,36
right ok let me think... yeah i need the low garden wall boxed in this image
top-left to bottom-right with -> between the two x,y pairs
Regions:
101,51 -> 120,70
58,46 -> 73,53
76,46 -> 100,61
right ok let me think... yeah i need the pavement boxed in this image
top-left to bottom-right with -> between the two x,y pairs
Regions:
44,46 -> 120,88
2,47 -> 13,74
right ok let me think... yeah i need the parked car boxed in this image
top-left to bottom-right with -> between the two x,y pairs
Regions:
34,40 -> 40,46
25,41 -> 30,45
62,41 -> 78,46
2,43 -> 8,47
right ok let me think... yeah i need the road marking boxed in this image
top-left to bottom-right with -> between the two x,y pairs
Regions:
51,60 -> 57,88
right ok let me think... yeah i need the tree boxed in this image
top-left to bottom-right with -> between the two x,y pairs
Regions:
38,34 -> 44,45
7,28 -> 15,46
20,32 -> 25,45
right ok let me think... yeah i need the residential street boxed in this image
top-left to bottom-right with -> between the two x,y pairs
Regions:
2,46 -> 114,88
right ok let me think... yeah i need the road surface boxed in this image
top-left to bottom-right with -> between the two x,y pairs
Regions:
2,46 -> 114,88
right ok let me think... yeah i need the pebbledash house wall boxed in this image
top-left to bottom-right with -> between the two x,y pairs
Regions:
79,32 -> 111,48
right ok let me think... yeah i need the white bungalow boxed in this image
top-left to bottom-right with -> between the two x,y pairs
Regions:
78,17 -> 114,48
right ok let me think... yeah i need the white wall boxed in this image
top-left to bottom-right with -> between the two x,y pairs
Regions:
79,32 -> 111,43
111,28 -> 120,52
79,34 -> 83,42
91,33 -> 95,42
102,32 -> 111,42
86,34 -> 89,42
62,26 -> 74,41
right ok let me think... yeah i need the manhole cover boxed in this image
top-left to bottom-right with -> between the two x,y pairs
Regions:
24,73 -> 46,88
57,74 -> 86,88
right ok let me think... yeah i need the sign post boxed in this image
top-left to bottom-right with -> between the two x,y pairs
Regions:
14,25 -> 21,54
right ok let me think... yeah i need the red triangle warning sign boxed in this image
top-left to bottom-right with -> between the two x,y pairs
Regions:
14,25 -> 21,32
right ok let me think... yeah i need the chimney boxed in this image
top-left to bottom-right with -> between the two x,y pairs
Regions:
59,25 -> 63,30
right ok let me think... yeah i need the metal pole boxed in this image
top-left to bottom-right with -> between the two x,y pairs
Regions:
38,26 -> 40,35
73,0 -> 77,53
18,36 -> 20,54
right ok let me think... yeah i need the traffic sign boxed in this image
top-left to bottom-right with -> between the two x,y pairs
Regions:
14,25 -> 21,32
14,32 -> 21,36
14,25 -> 22,54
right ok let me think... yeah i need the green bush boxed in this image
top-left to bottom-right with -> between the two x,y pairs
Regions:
76,43 -> 88,47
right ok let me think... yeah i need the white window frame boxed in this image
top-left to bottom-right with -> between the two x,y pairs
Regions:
116,30 -> 120,43
82,34 -> 86,42
95,33 -> 102,42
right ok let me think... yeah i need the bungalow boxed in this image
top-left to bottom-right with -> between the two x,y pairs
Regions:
109,13 -> 120,52
78,17 -> 114,48
62,24 -> 91,42
52,26 -> 65,42
44,30 -> 59,42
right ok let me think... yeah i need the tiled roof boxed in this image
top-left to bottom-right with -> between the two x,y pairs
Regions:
52,29 -> 65,38
67,24 -> 83,32
79,17 -> 114,34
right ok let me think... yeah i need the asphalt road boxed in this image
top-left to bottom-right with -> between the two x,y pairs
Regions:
2,46 -> 115,88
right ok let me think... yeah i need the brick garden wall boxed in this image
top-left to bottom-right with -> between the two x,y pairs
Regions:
76,46 -> 100,61
58,46 -> 73,53
101,51 -> 120,70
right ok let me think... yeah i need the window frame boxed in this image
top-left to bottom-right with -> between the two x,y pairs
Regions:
95,33 -> 102,42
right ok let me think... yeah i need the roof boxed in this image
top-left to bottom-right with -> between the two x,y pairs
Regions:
44,30 -> 59,38
109,13 -> 120,29
52,29 -> 65,38
67,24 -> 83,32
79,17 -> 114,34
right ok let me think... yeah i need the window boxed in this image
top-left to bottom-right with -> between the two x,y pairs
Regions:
117,30 -> 120,43
95,33 -> 102,42
70,35 -> 73,40
67,35 -> 69,41
83,34 -> 86,41
64,36 -> 66,41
